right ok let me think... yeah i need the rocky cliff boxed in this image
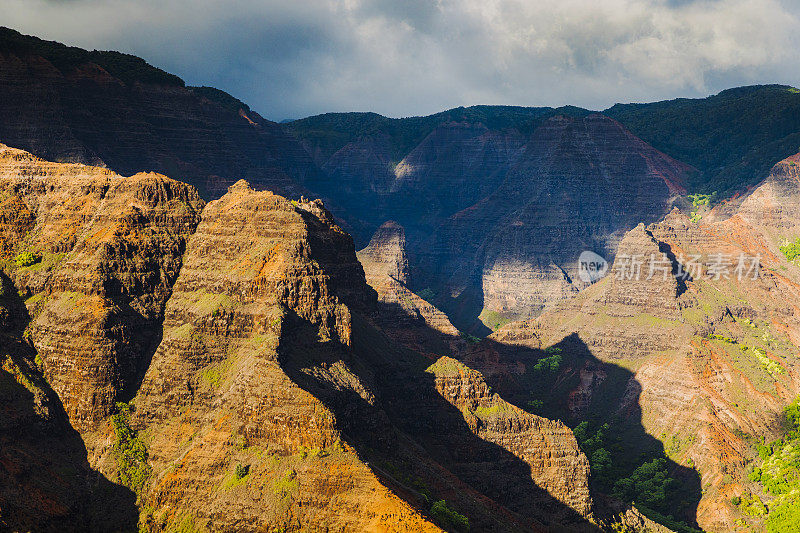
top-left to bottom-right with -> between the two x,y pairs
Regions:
301,112 -> 692,332
0,27 -> 318,200
470,153 -> 800,531
0,145 -> 598,532
0,144 -> 205,430
421,114 -> 691,326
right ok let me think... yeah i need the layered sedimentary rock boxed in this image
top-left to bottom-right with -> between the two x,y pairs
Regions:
0,146 -> 597,532
302,111 -> 692,331
602,223 -> 682,317
426,356 -> 592,520
475,154 -> 800,531
421,114 -> 691,324
0,144 -> 204,430
127,182 -> 439,532
0,27 -> 318,199
0,268 -> 139,532
357,221 -> 462,355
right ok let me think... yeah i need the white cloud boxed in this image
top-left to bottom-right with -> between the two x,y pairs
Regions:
3,0 -> 799,119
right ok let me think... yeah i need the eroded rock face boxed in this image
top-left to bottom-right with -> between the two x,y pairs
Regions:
478,154 -> 800,531
0,28 -> 318,200
130,181 -> 438,532
358,221 -> 410,285
0,144 -> 204,430
421,114 -> 691,323
426,357 -> 593,521
357,221 -> 463,355
307,113 -> 692,331
0,148 -> 596,532
0,268 -> 139,532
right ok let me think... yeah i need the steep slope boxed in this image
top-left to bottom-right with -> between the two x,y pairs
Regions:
124,182 -> 442,532
357,221 -> 463,356
605,85 -> 800,196
295,110 -> 692,331
468,153 -> 800,531
0,146 -> 598,532
127,182 -> 594,532
0,270 -> 139,532
0,27 -> 318,199
421,114 -> 692,327
0,144 -> 205,431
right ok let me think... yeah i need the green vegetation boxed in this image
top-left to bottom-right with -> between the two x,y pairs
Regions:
688,193 -> 716,223
0,27 -> 184,87
1,355 -> 37,393
271,469 -> 298,499
473,403 -> 508,419
199,365 -> 222,387
111,402 -> 151,496
689,193 -> 715,208
458,331 -> 481,345
779,238 -> 800,262
747,398 -> 800,531
221,463 -> 250,490
525,399 -> 544,412
14,251 -> 40,267
573,421 -> 700,533
416,288 -> 436,302
737,491 -> 768,517
297,445 -> 327,459
163,513 -> 208,533
533,346 -> 562,373
478,309 -> 511,331
605,85 -> 800,196
709,333 -> 736,344
430,500 -> 469,532
426,357 -> 466,376
286,105 -> 591,162
751,347 -> 786,377
198,359 -> 231,389
235,463 -> 249,479
377,459 -> 434,505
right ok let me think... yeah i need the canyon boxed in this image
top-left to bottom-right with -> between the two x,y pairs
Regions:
2,26 -> 800,533
0,144 -> 596,532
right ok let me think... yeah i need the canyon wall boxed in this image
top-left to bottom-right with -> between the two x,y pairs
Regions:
0,145 -> 597,532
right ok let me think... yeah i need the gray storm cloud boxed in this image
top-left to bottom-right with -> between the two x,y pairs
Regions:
4,0 -> 799,120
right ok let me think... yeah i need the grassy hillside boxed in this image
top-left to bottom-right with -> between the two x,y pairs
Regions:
744,398 -> 800,532
605,85 -> 800,196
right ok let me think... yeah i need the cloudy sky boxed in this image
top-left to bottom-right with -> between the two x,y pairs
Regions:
5,0 -> 800,121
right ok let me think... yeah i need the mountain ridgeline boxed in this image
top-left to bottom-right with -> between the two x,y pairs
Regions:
2,26 -> 800,533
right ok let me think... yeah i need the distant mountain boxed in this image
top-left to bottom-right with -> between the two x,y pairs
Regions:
604,85 -> 800,196
292,85 -> 800,200
286,105 -> 592,164
3,25 -> 799,329
291,111 -> 692,331
0,27 -> 319,199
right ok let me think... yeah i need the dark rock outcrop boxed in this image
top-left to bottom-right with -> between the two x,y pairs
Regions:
0,27 -> 318,200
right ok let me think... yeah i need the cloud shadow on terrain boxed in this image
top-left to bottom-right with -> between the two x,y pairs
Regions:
285,257 -> 703,532
278,305 -> 599,532
467,332 -> 703,531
